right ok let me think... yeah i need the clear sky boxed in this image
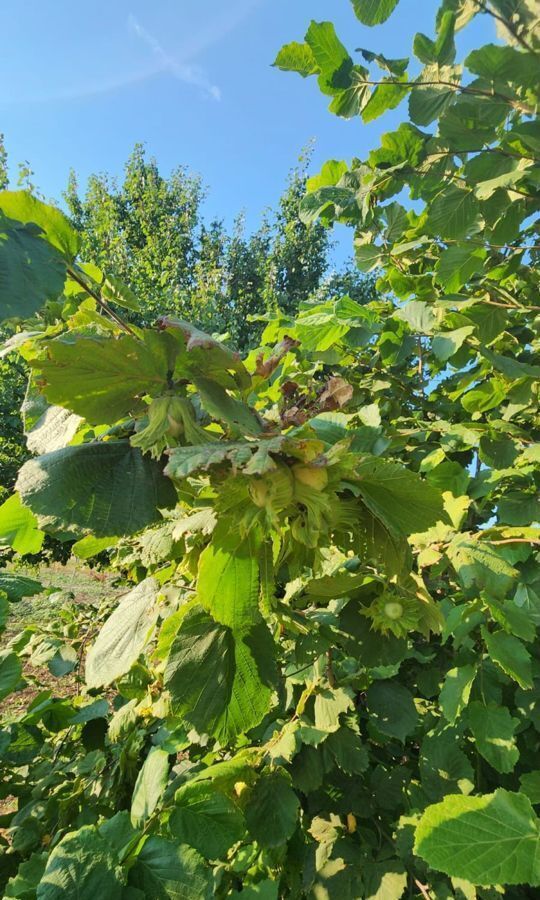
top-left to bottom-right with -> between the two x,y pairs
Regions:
0,0 -> 494,244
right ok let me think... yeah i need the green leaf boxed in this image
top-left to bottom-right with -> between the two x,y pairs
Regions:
432,327 -> 474,362
395,300 -> 441,334
305,21 -> 351,79
351,0 -> 400,26
367,680 -> 418,742
86,579 -> 161,688
435,246 -> 486,292
415,789 -> 540,886
4,852 -> 47,899
0,191 -> 80,260
131,748 -> 170,828
193,376 -> 262,436
129,835 -> 212,900
314,686 -> 354,731
363,862 -> 407,900
244,769 -> 300,848
33,332 -> 178,426
447,535 -> 517,598
482,628 -> 533,690
273,42 -> 318,77
465,43 -> 539,87
0,218 -> 66,320
324,727 -> 369,775
439,664 -> 476,723
354,458 -> 446,536
36,825 -> 124,899
520,772 -> 540,805
0,572 -> 42,602
299,186 -> 355,225
468,701 -> 519,773
0,493 -> 44,555
426,186 -> 482,240
0,650 -> 22,701
164,605 -> 235,735
461,379 -> 508,414
197,540 -> 260,633
169,781 -> 244,859
16,441 -> 176,538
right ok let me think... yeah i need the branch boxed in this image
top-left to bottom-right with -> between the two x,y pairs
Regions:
67,266 -> 138,337
473,0 -> 539,56
358,78 -> 534,115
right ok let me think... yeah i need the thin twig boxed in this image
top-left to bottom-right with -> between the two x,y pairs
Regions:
414,879 -> 432,900
357,78 -> 534,115
67,266 -> 138,337
472,0 -> 539,55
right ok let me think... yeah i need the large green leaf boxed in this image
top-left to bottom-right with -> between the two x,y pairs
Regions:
86,578 -> 161,688
36,825 -> 124,899
244,770 -> 299,848
131,748 -> 170,827
0,218 -> 66,321
0,191 -> 80,260
164,605 -> 236,734
196,540 -> 260,633
0,572 -> 42,602
354,458 -> 445,535
482,629 -> 533,690
426,185 -> 482,240
467,702 -> 519,773
447,535 -> 517,598
0,650 -> 22,702
169,781 -> 244,859
439,664 -> 476,723
193,376 -> 262,436
415,789 -> 540,886
16,441 -> 176,538
33,332 -> 178,425
305,21 -> 351,79
0,493 -> 44,555
129,836 -> 213,900
351,0 -> 400,25
367,680 -> 418,742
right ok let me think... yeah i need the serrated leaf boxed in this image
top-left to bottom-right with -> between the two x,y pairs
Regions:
468,701 -> 519,773
17,441 -> 176,538
415,789 -> 540,886
0,190 -> 80,260
131,748 -> 170,828
273,42 -> 319,77
33,332 -> 178,426
351,0 -> 400,26
129,835 -> 212,900
426,186 -> 482,240
367,680 -> 418,742
169,781 -> 244,859
0,492 -> 45,555
439,664 -> 476,723
0,572 -> 42,601
0,217 -> 66,321
86,579 -> 161,688
244,769 -> 299,848
447,535 -> 517,598
354,457 -> 446,536
0,650 -> 22,701
482,628 -> 533,690
36,825 -> 124,899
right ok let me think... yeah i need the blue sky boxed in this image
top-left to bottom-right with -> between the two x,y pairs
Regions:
0,0 -> 494,247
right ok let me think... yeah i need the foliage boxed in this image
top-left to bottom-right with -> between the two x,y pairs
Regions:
0,0 -> 539,897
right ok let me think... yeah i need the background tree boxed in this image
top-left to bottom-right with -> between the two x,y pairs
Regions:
64,145 -> 374,349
